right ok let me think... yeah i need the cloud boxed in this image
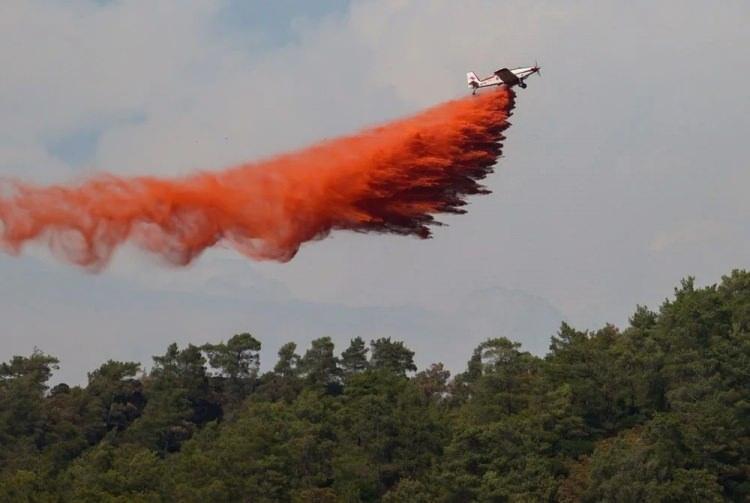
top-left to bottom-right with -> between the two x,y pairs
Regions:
0,0 -> 220,182
2,0 -> 750,379
650,220 -> 735,253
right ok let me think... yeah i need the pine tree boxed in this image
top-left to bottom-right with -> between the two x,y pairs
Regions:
340,337 -> 369,377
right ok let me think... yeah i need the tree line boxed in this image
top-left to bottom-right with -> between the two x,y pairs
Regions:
2,270 -> 750,501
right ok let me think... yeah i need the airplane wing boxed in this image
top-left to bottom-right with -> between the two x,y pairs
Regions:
494,68 -> 520,86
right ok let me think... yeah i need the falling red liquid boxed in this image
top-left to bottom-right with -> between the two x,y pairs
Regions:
0,89 -> 515,269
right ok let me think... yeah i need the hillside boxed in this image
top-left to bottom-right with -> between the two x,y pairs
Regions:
2,270 -> 750,502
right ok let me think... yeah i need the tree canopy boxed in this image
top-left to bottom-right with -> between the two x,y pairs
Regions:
2,270 -> 750,501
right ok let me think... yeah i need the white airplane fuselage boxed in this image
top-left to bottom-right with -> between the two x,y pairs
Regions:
467,65 -> 540,94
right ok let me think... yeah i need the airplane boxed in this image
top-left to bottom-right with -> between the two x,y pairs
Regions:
467,63 -> 541,94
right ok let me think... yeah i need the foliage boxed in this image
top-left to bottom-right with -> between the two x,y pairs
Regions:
2,270 -> 750,501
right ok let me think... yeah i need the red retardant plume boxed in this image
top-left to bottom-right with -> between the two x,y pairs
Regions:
0,89 -> 515,269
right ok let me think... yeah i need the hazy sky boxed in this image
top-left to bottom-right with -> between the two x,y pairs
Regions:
1,0 -> 749,383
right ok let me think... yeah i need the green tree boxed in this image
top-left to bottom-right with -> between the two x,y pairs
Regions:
462,338 -> 540,421
341,337 -> 369,377
413,363 -> 450,400
86,360 -> 145,435
299,337 -> 342,393
202,332 -> 261,399
274,342 -> 300,377
337,371 -> 447,497
584,421 -> 723,503
256,342 -> 303,403
3,271 -> 750,502
0,350 -> 59,465
125,343 -> 218,454
67,442 -> 165,502
369,338 -> 416,376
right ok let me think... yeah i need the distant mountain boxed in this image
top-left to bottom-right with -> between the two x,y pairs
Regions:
0,256 -> 563,383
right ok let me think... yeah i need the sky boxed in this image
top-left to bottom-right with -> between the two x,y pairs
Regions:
1,0 -> 749,383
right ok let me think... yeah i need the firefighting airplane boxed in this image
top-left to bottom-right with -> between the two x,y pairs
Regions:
467,64 -> 541,94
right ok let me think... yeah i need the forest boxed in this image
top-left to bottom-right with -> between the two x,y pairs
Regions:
2,270 -> 750,502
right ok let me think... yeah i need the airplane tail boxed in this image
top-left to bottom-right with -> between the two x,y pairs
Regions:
466,72 -> 480,88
